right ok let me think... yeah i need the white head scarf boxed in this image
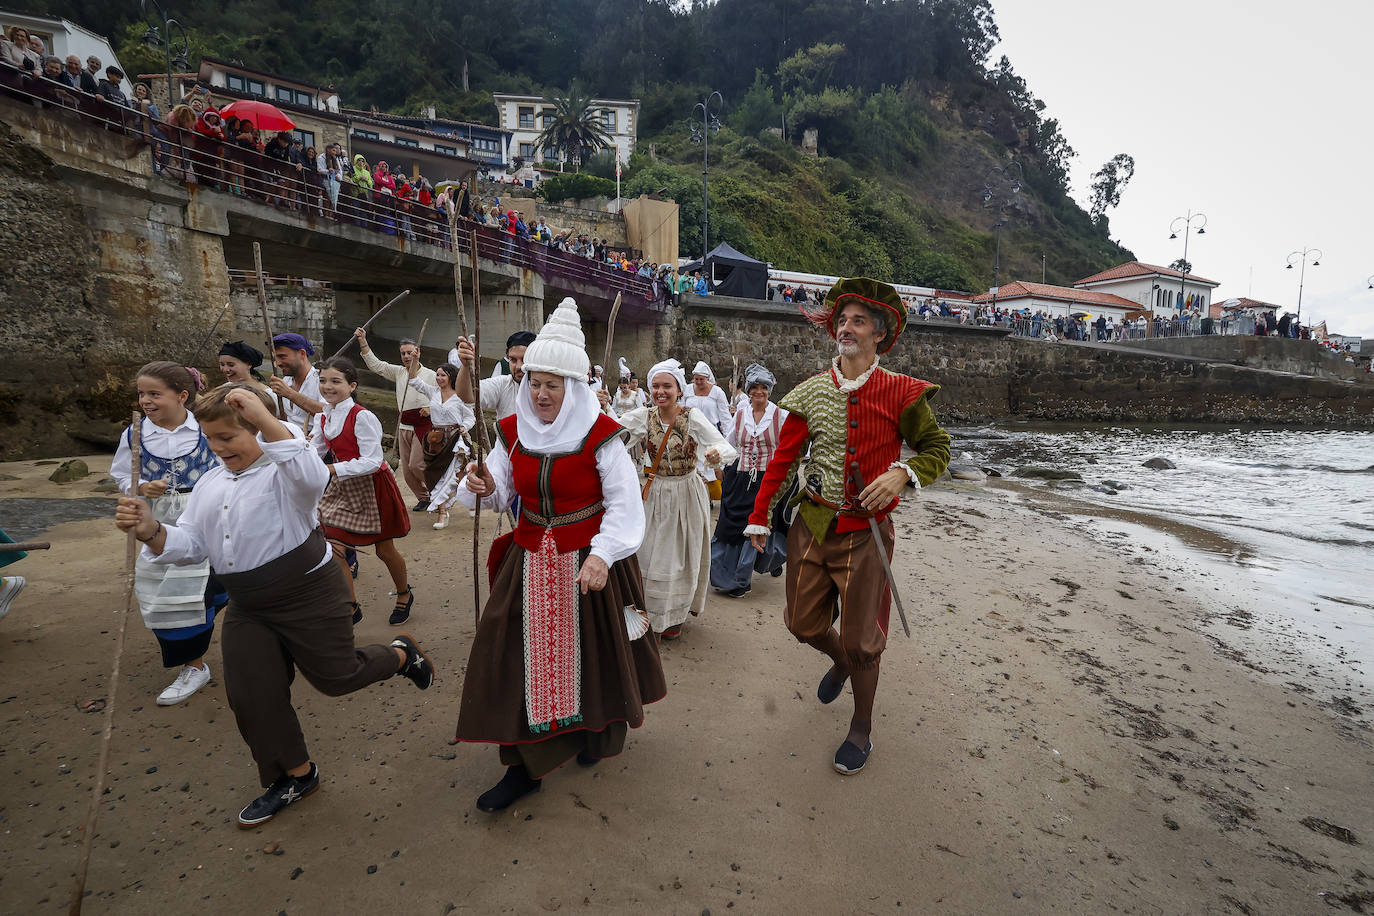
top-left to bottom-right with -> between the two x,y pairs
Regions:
691,360 -> 716,385
514,373 -> 601,455
647,358 -> 688,397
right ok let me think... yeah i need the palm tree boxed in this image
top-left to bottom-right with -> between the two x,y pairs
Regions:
533,84 -> 614,171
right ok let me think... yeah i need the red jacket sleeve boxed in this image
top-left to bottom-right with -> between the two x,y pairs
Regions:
747,413 -> 810,529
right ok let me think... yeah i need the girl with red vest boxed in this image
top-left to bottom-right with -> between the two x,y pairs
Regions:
312,358 -> 414,626
455,298 -> 666,813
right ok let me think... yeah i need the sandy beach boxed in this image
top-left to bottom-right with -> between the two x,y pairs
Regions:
0,454 -> 1370,915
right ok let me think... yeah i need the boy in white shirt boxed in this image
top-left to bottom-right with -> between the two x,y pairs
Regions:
115,384 -> 435,828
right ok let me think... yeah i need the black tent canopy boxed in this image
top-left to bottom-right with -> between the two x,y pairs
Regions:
682,243 -> 769,299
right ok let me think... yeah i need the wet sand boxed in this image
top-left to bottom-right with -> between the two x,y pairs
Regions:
1,456 -> 1371,914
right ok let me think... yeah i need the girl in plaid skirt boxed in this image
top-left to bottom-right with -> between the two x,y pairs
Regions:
312,358 -> 415,626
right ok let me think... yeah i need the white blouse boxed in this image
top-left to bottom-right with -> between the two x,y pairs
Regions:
112,414 -> 203,494
727,402 -> 788,448
407,377 -> 476,428
310,397 -> 384,479
148,436 -> 332,575
616,406 -> 739,468
457,438 -> 645,565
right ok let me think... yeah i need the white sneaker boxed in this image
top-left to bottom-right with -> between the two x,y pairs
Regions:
158,663 -> 212,706
0,576 -> 24,621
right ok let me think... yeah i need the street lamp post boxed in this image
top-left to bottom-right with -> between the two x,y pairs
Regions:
142,0 -> 190,112
982,161 -> 1023,310
688,91 -> 723,265
1168,210 -> 1207,315
1285,247 -> 1321,329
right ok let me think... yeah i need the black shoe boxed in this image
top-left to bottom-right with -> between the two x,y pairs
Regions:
390,633 -> 433,690
345,548 -> 359,579
727,586 -> 751,598
576,750 -> 600,767
476,765 -> 541,812
389,586 -> 414,625
770,566 -> 784,578
833,740 -> 873,776
237,763 -> 320,827
817,667 -> 849,705
349,602 -> 362,625
412,500 -> 430,511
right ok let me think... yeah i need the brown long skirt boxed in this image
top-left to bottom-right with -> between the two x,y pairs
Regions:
455,545 -> 666,778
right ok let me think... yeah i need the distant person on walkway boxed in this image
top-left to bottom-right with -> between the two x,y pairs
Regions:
748,277 -> 950,777
96,66 -> 131,106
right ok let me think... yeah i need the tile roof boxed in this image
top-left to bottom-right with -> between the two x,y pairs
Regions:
971,281 -> 1139,309
341,109 -> 512,135
348,113 -> 473,146
1075,260 -> 1218,287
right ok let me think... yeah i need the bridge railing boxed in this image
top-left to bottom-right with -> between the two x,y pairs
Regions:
1,62 -> 662,309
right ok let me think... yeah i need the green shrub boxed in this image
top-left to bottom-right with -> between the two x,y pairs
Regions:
537,173 -> 618,203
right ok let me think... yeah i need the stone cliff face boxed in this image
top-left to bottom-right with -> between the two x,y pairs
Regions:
0,107 -> 231,459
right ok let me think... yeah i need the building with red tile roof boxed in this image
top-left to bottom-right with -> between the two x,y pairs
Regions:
970,281 -> 1141,319
1074,260 -> 1220,314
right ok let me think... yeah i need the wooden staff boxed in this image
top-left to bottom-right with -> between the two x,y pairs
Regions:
601,292 -> 623,381
415,317 -> 430,351
448,215 -> 484,628
0,540 -> 51,553
252,243 -> 288,418
68,412 -> 141,914
184,300 -> 233,368
329,289 -> 413,360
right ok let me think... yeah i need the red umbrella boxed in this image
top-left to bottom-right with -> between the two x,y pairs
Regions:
219,99 -> 296,131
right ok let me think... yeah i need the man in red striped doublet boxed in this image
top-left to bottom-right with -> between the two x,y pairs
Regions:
748,277 -> 951,776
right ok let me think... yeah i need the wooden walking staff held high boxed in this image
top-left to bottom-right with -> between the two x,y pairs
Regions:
448,213 -> 491,627
252,242 -> 288,419
68,412 -> 141,914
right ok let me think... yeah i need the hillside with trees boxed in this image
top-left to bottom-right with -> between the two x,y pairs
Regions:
17,0 -> 1137,289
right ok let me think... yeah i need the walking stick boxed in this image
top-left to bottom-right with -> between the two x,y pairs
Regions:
328,289 -> 412,360
0,540 -> 51,553
252,243 -> 288,418
449,215 -> 487,628
68,412 -> 141,914
848,463 -> 913,639
415,317 -> 430,351
184,300 -> 234,367
601,292 -> 623,382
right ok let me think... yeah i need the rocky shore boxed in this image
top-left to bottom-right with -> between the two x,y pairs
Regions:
0,455 -> 1369,914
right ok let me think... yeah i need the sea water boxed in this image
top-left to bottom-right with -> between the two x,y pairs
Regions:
952,424 -> 1373,694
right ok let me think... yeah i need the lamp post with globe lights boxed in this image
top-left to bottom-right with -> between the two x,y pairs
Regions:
1168,210 -> 1207,313
1285,247 -> 1321,330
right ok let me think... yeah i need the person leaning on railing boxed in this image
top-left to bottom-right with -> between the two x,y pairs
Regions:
1,25 -> 40,72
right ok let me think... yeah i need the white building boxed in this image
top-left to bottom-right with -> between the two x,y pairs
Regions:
971,281 -> 1140,322
1074,260 -> 1221,315
0,8 -> 122,73
491,92 -> 639,167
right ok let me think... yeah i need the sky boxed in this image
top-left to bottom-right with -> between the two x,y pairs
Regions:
992,0 -> 1374,338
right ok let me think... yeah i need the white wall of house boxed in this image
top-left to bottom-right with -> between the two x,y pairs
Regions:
992,296 -> 1136,322
492,94 -> 638,166
1079,275 -> 1217,313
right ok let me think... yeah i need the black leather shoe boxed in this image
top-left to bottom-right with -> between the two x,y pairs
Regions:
389,586 -> 414,625
237,763 -> 320,827
476,765 -> 541,812
576,750 -> 600,767
349,602 -> 362,625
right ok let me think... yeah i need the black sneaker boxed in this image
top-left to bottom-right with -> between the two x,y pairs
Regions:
390,633 -> 434,690
388,587 -> 414,625
476,764 -> 541,813
237,763 -> 320,828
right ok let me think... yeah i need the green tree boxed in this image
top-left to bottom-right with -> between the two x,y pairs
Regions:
534,83 -> 615,171
1088,153 -> 1135,226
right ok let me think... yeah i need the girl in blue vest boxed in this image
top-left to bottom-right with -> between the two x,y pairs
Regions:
113,361 -> 227,706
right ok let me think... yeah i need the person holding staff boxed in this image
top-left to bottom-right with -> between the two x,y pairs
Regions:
356,328 -> 437,510
454,298 -> 666,812
112,361 -> 227,705
617,359 -> 737,640
115,385 -> 435,828
748,278 -> 951,776
405,359 -> 475,530
311,358 -> 415,625
269,333 -> 324,430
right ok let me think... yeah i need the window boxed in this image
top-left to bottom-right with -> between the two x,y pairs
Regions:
518,106 -> 534,129
226,74 -> 245,92
294,89 -> 313,107
395,137 -> 419,148
540,108 -> 555,127
435,144 -> 458,156
601,109 -> 617,132
355,129 -> 380,141
292,129 -> 315,149
275,86 -> 294,103
472,137 -> 499,153
246,78 -> 265,96
275,86 -> 314,107
518,142 -> 535,158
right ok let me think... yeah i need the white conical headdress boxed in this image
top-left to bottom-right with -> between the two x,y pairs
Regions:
618,356 -> 631,379
521,297 -> 589,380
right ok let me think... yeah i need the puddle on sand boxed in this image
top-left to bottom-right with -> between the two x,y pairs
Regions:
0,497 -> 116,540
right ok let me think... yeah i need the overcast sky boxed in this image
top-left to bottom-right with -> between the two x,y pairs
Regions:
993,0 -> 1374,338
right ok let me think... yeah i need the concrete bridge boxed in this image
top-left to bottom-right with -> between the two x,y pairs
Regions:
0,64 -> 662,376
